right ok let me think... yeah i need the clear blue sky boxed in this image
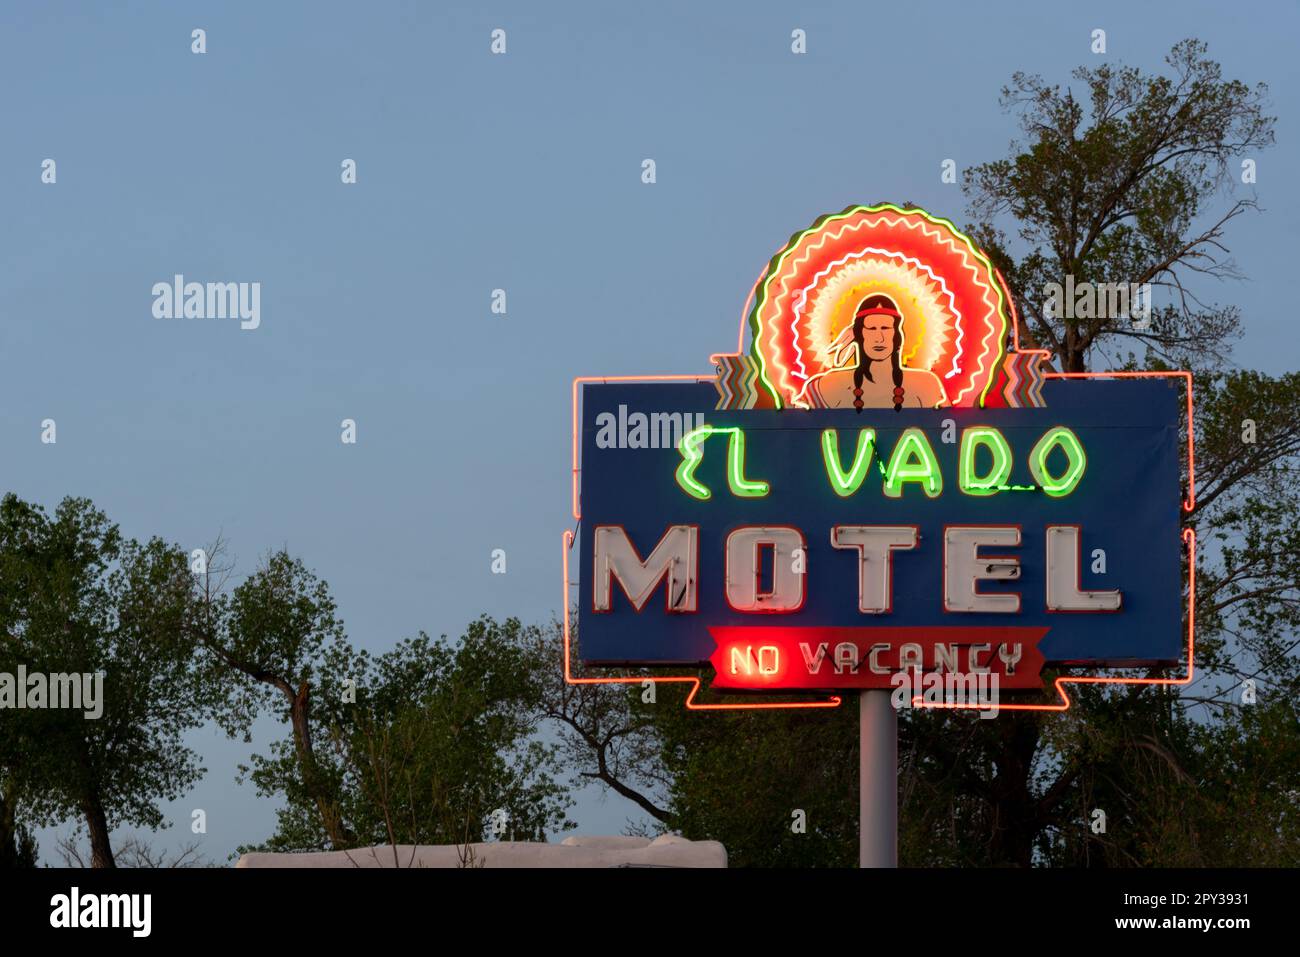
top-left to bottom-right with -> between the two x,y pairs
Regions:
3,0 -> 1297,864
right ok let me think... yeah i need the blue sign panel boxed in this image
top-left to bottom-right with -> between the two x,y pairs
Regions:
576,378 -> 1183,668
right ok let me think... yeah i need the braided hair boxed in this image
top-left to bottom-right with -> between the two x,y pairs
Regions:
851,294 -> 905,412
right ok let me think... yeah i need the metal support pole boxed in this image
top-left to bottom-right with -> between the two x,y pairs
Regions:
859,688 -> 898,867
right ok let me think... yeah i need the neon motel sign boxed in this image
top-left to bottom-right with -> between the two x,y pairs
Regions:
566,205 -> 1194,710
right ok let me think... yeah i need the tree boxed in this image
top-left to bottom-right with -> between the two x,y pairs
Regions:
234,616 -> 573,853
191,545 -> 363,850
0,785 -> 38,868
533,617 -> 672,825
0,494 -> 212,868
966,38 -> 1274,372
1,688 -> 38,867
336,619 -> 573,851
535,617 -> 860,866
55,833 -> 211,868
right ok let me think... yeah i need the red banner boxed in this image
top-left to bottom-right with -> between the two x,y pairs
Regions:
707,626 -> 1048,691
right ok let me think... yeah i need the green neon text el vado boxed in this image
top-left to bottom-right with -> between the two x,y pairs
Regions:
959,426 -> 1013,496
675,425 -> 769,500
675,424 -> 1086,499
822,428 -> 877,497
1029,426 -> 1087,497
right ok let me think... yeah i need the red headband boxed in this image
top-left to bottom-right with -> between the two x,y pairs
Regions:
855,306 -> 901,319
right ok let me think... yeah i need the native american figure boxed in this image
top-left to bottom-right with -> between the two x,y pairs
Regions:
798,294 -> 948,411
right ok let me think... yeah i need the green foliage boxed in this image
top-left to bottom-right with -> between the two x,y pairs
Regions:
1189,698 -> 1300,865
197,550 -> 357,739
965,38 -> 1274,371
0,494 -> 211,867
1190,370 -> 1300,682
0,787 -> 38,869
1,495 -> 576,863
237,616 -> 573,853
650,686 -> 859,867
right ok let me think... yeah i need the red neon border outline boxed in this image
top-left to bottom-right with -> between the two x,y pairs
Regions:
562,268 -> 1196,714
